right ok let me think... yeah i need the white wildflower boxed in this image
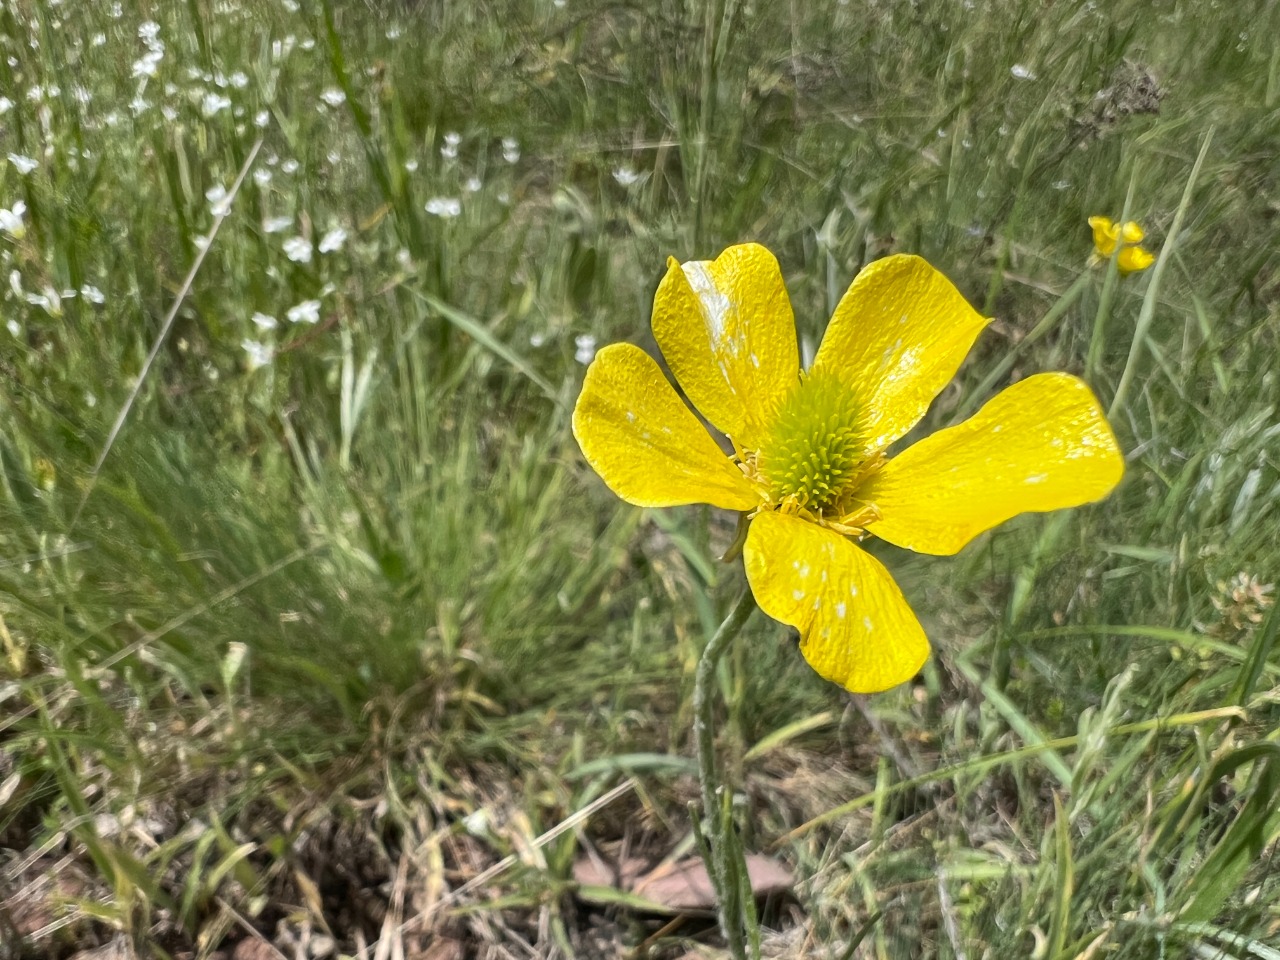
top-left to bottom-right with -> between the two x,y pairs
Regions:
501,137 -> 520,164
283,236 -> 312,263
205,185 -> 231,217
281,159 -> 299,174
242,338 -> 274,370
320,88 -> 346,107
318,226 -> 347,254
611,165 -> 643,187
404,158 -> 419,173
201,92 -> 231,117
80,283 -> 105,304
286,299 -> 321,324
574,333 -> 597,365
8,154 -> 38,175
0,97 -> 12,114
251,311 -> 278,330
0,201 -> 26,239
464,176 -> 482,193
27,285 -> 62,317
254,109 -> 270,128
263,215 -> 292,234
252,168 -> 272,187
1011,64 -> 1037,80
425,197 -> 461,218
441,131 -> 460,160
6,319 -> 20,337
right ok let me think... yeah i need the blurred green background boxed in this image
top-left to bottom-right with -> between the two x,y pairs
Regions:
1,0 -> 1278,956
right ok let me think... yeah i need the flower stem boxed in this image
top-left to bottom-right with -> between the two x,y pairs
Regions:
693,586 -> 757,960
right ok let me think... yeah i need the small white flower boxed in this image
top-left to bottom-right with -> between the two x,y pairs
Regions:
574,333 -> 597,365
138,21 -> 161,43
251,311 -> 278,330
529,332 -> 546,348
80,283 -> 105,304
8,154 -> 38,175
92,33 -> 106,47
129,95 -> 150,114
404,158 -> 419,173
464,176 -> 482,193
7,319 -> 20,337
132,50 -> 163,78
386,25 -> 403,39
318,226 -> 348,254
27,285 -> 63,317
9,270 -> 23,298
501,137 -> 520,164
282,0 -> 299,11
252,168 -> 272,187
441,131 -> 461,160
286,299 -> 321,324
263,215 -> 292,234
0,200 -> 26,239
611,165 -> 642,187
229,71 -> 249,89
0,97 -> 14,115
326,150 -> 340,165
281,159 -> 299,174
425,197 -> 461,218
1010,64 -> 1036,80
242,338 -> 274,370
205,184 -> 231,217
254,109 -> 270,128
192,233 -> 211,251
201,92 -> 231,117
395,248 -> 413,269
283,235 -> 312,263
320,88 -> 346,107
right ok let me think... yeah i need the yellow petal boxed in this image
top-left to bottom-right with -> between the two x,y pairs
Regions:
572,343 -> 758,510
744,510 -> 930,694
1088,216 -> 1119,257
863,372 -> 1124,555
1120,220 -> 1145,243
650,243 -> 799,449
1117,245 -> 1155,275
812,255 -> 990,452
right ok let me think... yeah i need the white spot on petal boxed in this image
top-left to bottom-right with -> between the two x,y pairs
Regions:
836,601 -> 846,619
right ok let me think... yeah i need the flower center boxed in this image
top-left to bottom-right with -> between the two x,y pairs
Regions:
755,367 -> 868,515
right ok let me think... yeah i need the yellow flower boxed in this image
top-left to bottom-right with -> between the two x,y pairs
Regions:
1088,216 -> 1155,275
572,244 -> 1124,693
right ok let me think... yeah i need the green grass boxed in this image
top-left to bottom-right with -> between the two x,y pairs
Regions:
2,0 -> 1279,956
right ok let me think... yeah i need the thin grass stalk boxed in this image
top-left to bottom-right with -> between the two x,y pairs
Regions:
1109,127 -> 1214,418
694,586 -> 756,960
958,272 -> 1090,422
1085,167 -> 1139,382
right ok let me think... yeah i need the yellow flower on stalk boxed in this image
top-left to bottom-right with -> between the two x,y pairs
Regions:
572,244 -> 1124,693
1088,216 -> 1155,275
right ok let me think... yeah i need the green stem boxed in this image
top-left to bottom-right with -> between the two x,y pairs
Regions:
1085,166 -> 1139,382
694,586 -> 756,960
958,272 -> 1090,422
